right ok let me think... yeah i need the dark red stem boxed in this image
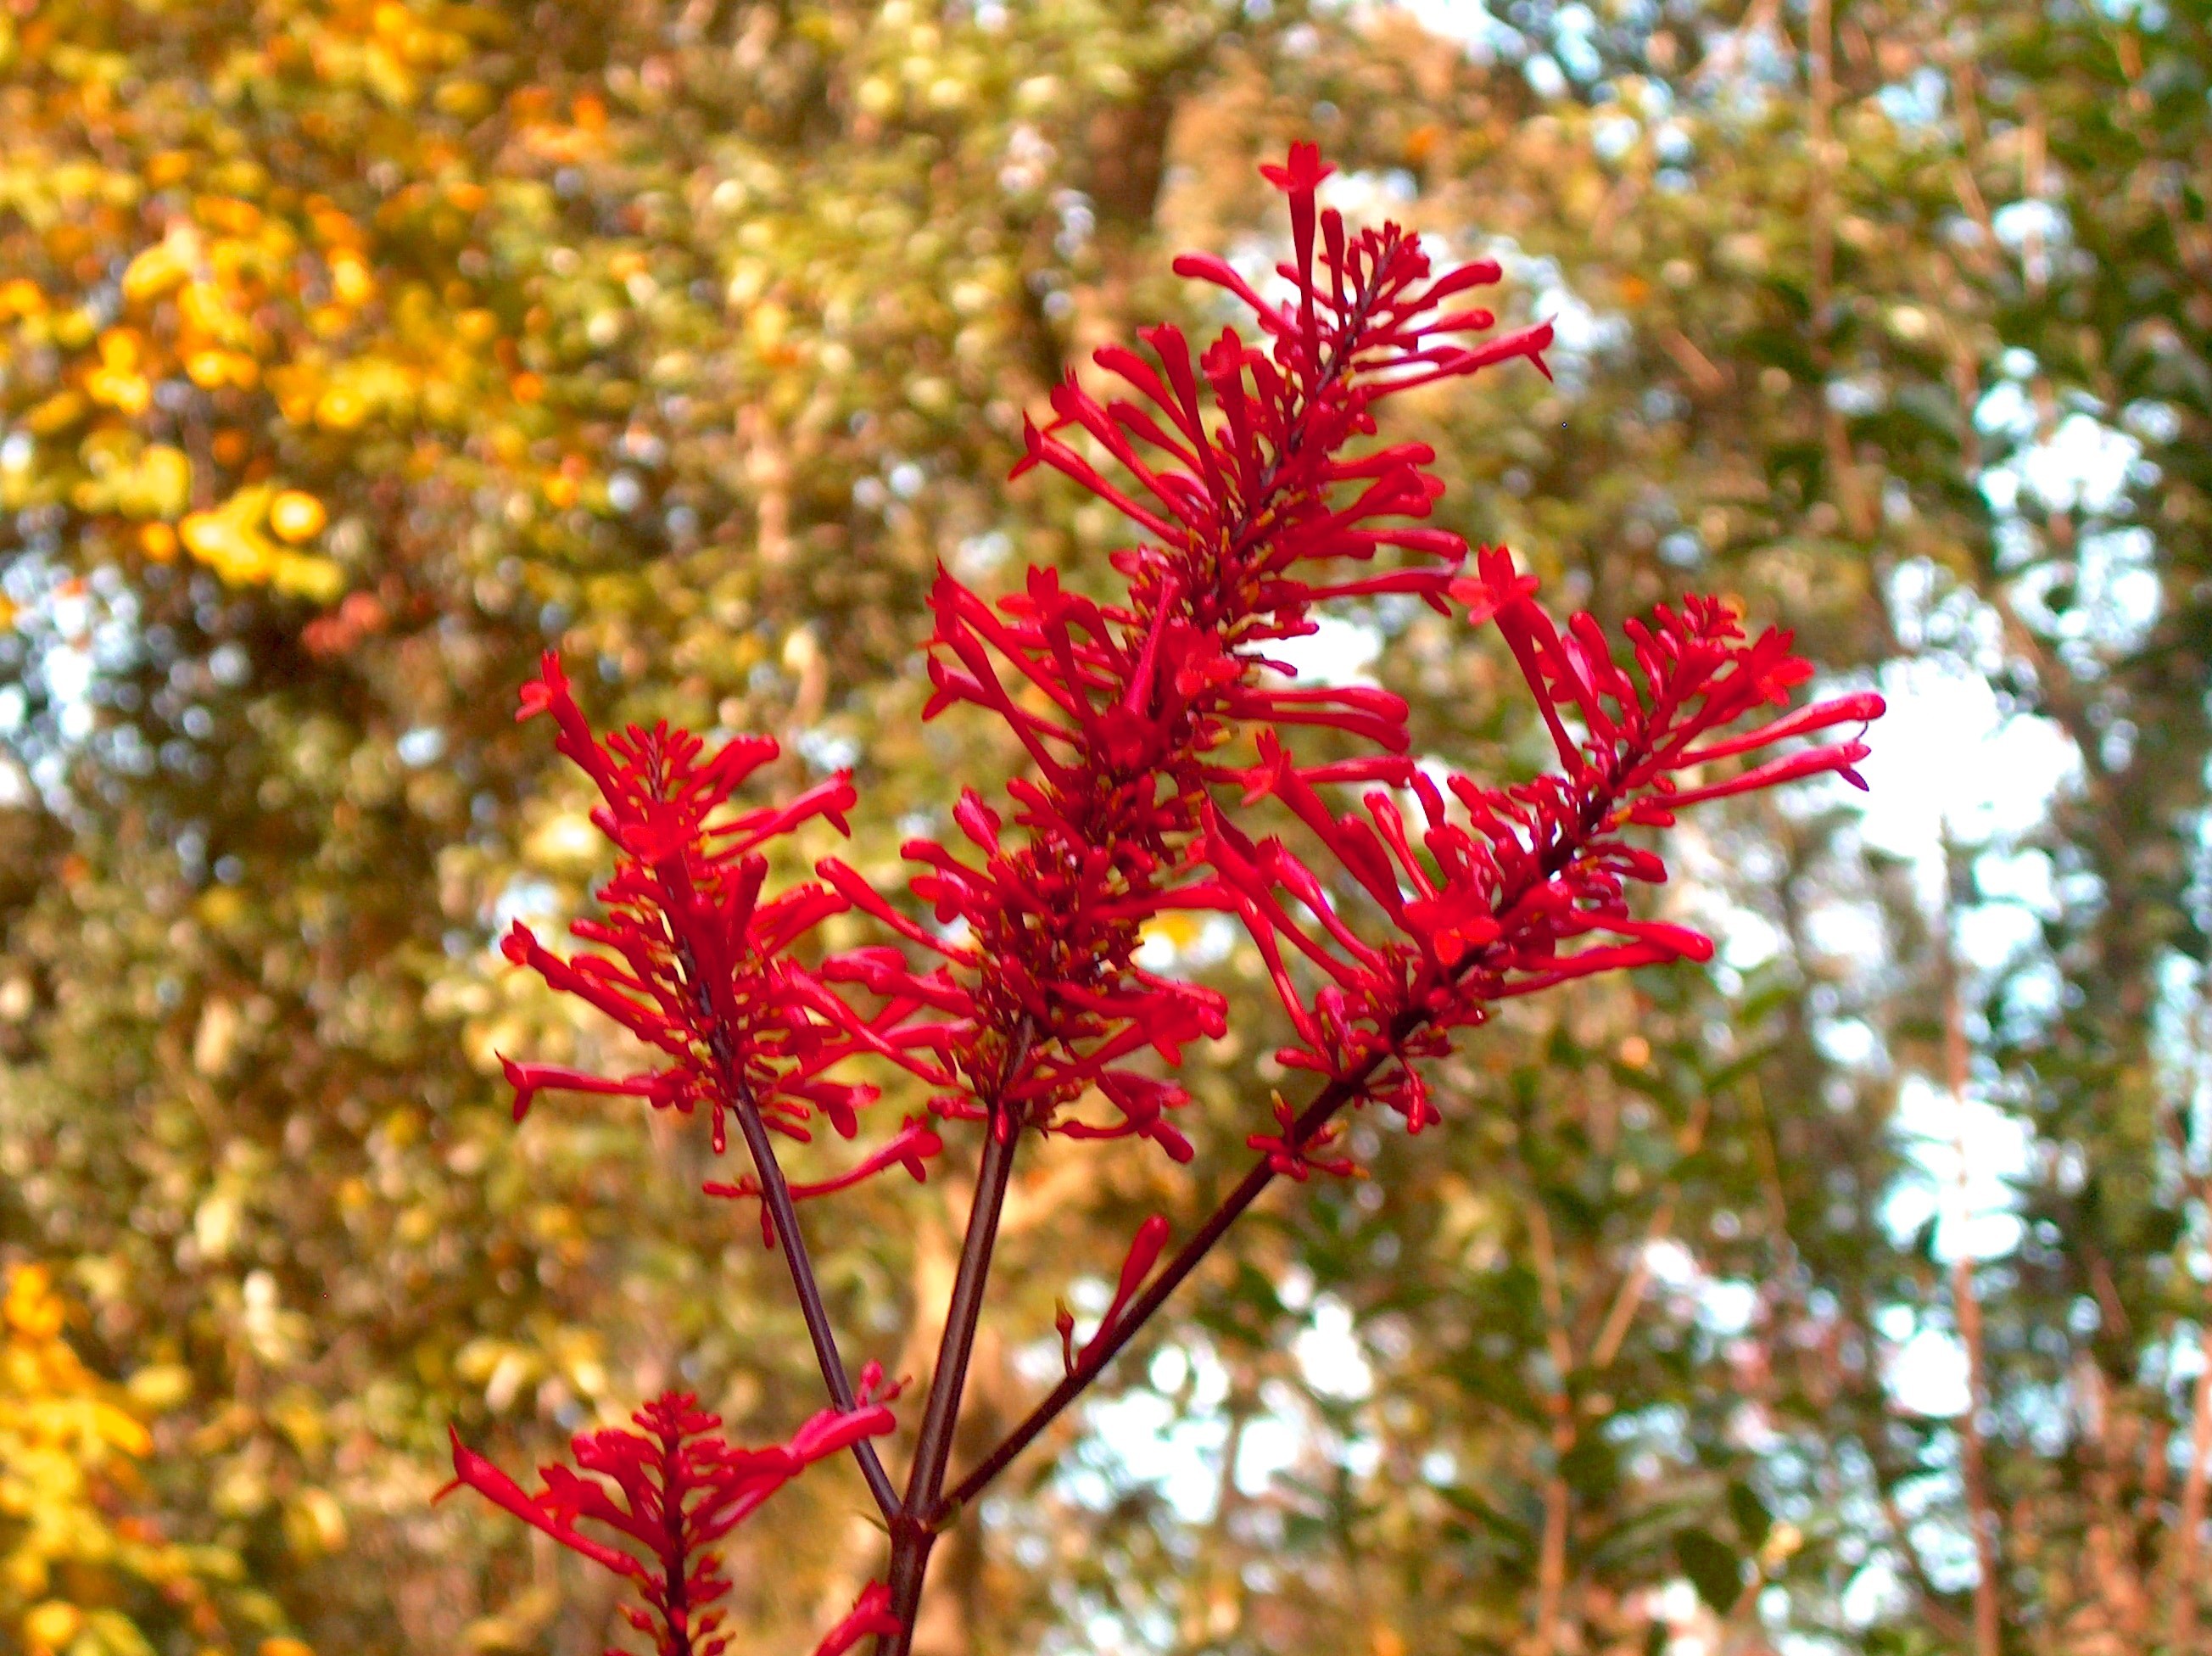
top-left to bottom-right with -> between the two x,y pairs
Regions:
878,1116 -> 1019,1653
878,1025 -> 1035,1656
657,1430 -> 696,1656
723,1074 -> 902,1519
721,1080 -> 902,1523
930,1036 -> 1398,1520
680,937 -> 901,1520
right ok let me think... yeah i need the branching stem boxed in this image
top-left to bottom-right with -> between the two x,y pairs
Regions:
723,1077 -> 902,1519
933,1027 -> 1409,1520
1940,842 -> 2003,1656
877,1022 -> 1036,1656
936,774 -> 1626,1521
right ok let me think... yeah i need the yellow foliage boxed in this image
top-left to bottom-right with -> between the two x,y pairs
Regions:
120,236 -> 194,303
186,349 -> 258,389
0,6 -> 537,615
179,489 -> 344,598
314,383 -> 369,429
282,1486 -> 348,1558
0,1266 -> 238,1649
23,1599 -> 82,1648
270,552 -> 345,603
180,504 -> 271,584
328,254 -> 375,306
0,277 -> 47,318
70,436 -> 191,521
3,1267 -> 64,1340
120,1367 -> 191,1415
24,391 -> 87,437
84,366 -> 152,416
193,195 -> 262,237
178,280 -> 245,344
269,490 -> 327,543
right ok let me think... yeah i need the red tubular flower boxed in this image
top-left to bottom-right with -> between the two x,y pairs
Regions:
498,1056 -> 688,1124
444,1379 -> 899,1656
1246,1092 -> 1361,1182
813,1584 -> 902,1656
1055,1301 -> 1079,1376
706,1116 -> 947,1249
832,145 -> 1555,1166
1053,1217 -> 1175,1376
1080,1215 -> 1172,1364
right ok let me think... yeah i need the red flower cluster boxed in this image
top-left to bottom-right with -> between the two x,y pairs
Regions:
1198,547 -> 1881,1131
444,1379 -> 901,1656
819,140 -> 1556,1166
704,1116 -> 945,1250
496,652 -> 942,1184
458,142 -> 1885,1656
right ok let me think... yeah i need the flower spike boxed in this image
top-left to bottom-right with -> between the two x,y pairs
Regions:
495,656 -> 914,1153
846,143 -> 1556,1152
444,1388 -> 899,1656
1200,556 -> 1884,1126
453,145 -> 1885,1653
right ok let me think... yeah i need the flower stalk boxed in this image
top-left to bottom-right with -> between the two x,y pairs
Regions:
444,143 -> 1882,1655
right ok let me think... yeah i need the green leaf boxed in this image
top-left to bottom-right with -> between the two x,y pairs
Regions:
1726,1480 -> 1772,1549
1675,1527 -> 1745,1614
1561,1434 -> 1621,1502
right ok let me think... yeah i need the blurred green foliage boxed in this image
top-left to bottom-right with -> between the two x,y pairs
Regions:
0,0 -> 2207,1652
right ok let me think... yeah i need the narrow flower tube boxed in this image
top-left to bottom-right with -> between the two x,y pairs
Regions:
1075,1216 -> 1174,1367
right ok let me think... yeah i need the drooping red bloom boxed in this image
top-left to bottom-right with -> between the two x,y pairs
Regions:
497,652 -> 942,1185
1195,546 -> 1881,1135
819,141 -> 1555,1166
444,1376 -> 901,1656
